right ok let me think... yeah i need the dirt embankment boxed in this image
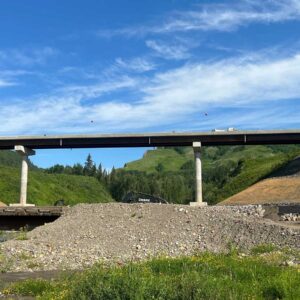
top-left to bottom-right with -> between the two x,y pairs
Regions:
221,177 -> 300,205
221,156 -> 300,206
0,203 -> 299,272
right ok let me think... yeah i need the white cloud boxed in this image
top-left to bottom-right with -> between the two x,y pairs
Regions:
157,0 -> 300,33
97,0 -> 300,37
114,57 -> 156,73
58,76 -> 138,99
0,49 -> 300,134
0,47 -> 58,67
146,40 -> 190,60
0,79 -> 15,87
0,70 -> 34,88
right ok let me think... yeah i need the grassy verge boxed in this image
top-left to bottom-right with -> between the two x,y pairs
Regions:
2,247 -> 300,299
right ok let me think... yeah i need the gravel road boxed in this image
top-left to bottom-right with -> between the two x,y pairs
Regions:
0,203 -> 299,272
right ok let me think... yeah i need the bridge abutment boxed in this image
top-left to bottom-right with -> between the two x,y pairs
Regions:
9,146 -> 35,207
190,142 -> 207,207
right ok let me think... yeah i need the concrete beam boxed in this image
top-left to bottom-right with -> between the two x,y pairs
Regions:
0,130 -> 300,150
14,145 -> 35,156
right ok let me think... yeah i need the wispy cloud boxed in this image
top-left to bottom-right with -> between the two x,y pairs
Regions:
0,79 -> 15,88
156,0 -> 300,33
97,0 -> 300,38
0,70 -> 33,88
0,47 -> 58,67
58,76 -> 138,99
0,48 -> 300,134
146,40 -> 190,60
114,57 -> 156,73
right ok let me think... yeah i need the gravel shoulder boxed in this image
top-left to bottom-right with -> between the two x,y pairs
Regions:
0,203 -> 299,272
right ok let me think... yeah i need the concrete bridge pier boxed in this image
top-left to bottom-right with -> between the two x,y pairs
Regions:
190,142 -> 207,207
9,146 -> 35,207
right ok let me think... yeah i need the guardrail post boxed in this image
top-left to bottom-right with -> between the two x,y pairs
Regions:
190,142 -> 207,207
9,146 -> 35,207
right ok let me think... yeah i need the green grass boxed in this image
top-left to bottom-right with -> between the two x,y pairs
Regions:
2,250 -> 300,299
0,150 -> 37,169
125,148 -> 192,173
251,244 -> 279,255
0,166 -> 113,206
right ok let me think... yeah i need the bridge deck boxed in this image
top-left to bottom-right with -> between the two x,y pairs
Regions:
0,130 -> 300,149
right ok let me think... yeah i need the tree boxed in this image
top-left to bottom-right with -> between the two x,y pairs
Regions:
83,154 -> 96,176
72,163 -> 84,175
97,163 -> 103,181
46,164 -> 65,174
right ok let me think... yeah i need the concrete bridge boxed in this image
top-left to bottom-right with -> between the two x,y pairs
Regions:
1,129 -> 300,207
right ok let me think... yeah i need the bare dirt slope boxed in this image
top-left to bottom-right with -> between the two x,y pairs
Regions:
0,201 -> 6,207
221,177 -> 300,205
221,157 -> 300,205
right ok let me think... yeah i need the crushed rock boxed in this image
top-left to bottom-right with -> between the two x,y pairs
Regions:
1,203 -> 299,272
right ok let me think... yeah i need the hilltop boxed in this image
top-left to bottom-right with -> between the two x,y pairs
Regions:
0,151 -> 112,206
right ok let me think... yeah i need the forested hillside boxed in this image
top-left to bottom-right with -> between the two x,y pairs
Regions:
116,145 -> 300,204
0,151 -> 112,206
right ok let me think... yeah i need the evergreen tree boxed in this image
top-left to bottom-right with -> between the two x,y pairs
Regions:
83,154 -> 96,176
97,163 -> 103,181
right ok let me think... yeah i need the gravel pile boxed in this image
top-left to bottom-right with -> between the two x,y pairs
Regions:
1,203 -> 299,272
281,213 -> 300,222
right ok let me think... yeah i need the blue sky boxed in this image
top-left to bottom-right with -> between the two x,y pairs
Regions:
1,0 -> 300,169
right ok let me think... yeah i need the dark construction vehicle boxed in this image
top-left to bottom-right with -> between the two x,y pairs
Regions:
122,191 -> 168,204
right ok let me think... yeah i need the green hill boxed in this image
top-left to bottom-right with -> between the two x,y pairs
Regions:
125,147 -> 193,173
0,150 -> 37,169
119,145 -> 300,204
0,166 -> 113,206
0,151 -> 112,206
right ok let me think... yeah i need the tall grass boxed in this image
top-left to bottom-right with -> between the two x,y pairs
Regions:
3,251 -> 300,299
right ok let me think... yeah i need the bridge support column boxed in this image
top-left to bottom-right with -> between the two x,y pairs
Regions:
190,142 -> 207,207
10,146 -> 35,207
